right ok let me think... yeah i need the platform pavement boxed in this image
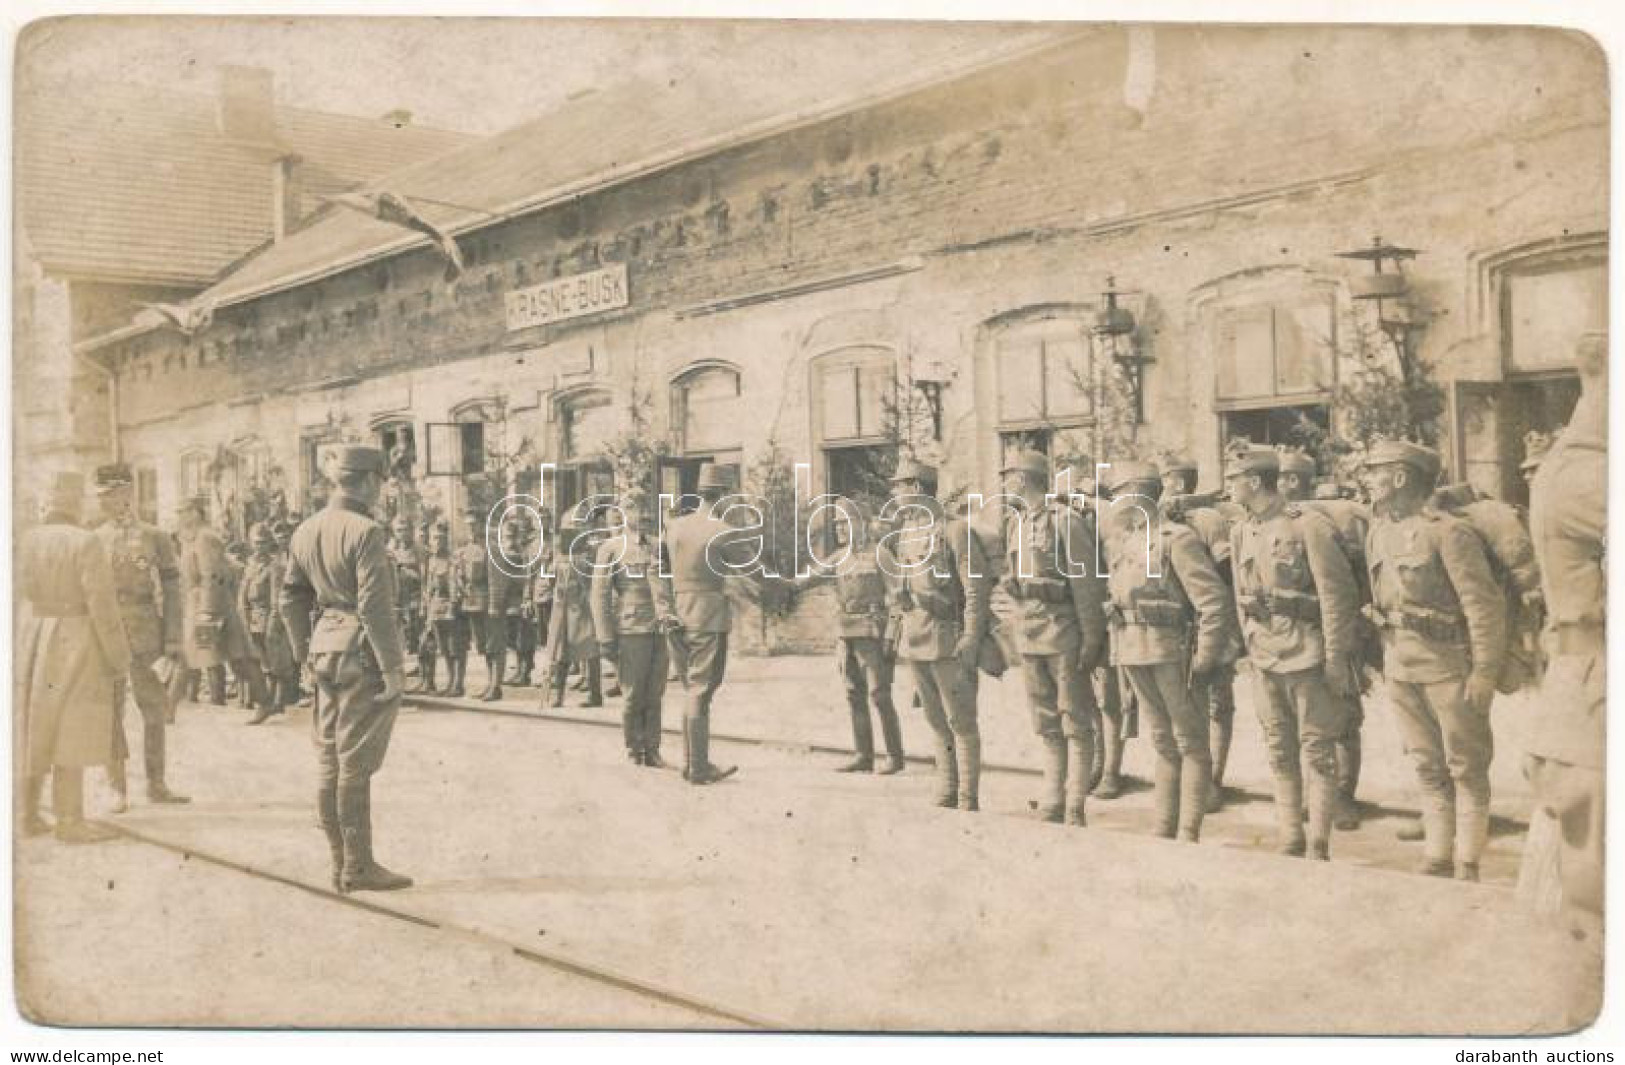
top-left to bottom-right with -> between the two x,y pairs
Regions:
30,690 -> 1596,1033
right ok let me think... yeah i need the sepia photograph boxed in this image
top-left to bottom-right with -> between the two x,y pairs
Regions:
6,6 -> 1614,1048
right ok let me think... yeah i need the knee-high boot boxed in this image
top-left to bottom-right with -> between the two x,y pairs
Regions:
932,735 -> 958,808
1066,732 -> 1094,826
1094,719 -> 1125,799
143,720 -> 188,803
1306,771 -> 1338,861
1178,754 -> 1212,843
337,777 -> 412,892
1037,735 -> 1067,822
1274,775 -> 1306,856
1208,716 -> 1234,811
317,775 -> 344,890
1152,756 -> 1181,839
956,732 -> 980,812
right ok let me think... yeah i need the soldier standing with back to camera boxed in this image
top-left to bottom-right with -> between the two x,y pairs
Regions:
1362,439 -> 1507,882
280,444 -> 412,893
1103,460 -> 1236,841
19,471 -> 132,843
1000,449 -> 1106,826
91,463 -> 190,808
591,498 -> 681,767
1227,446 -> 1360,861
886,458 -> 992,811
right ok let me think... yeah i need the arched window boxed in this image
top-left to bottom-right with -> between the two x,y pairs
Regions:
991,313 -> 1094,469
554,388 -> 616,518
662,363 -> 744,500
179,449 -> 212,521
812,346 -> 898,506
1455,234 -> 1605,503
1194,270 -> 1337,451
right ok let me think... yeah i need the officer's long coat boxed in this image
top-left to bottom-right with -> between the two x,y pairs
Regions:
17,520 -> 132,773
178,525 -> 254,667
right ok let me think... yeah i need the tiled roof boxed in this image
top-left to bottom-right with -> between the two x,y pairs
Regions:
194,24 -> 1078,309
16,81 -> 473,285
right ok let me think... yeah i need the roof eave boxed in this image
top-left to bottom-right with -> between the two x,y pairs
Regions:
205,28 -> 1092,312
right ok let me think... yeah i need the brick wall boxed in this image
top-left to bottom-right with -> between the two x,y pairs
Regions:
105,25 -> 1607,652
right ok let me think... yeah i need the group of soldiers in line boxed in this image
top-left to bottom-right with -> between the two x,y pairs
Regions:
17,334 -> 1604,917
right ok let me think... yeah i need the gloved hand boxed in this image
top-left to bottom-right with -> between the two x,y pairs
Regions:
1464,673 -> 1496,715
955,635 -> 978,674
1324,655 -> 1353,699
377,667 -> 404,706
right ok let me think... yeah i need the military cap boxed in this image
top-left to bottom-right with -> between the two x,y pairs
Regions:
1277,449 -> 1317,477
1225,447 -> 1279,477
1160,452 -> 1199,475
1106,459 -> 1161,494
250,522 -> 275,546
94,462 -> 135,492
1360,439 -> 1441,483
45,471 -> 85,512
329,444 -> 387,476
889,457 -> 938,485
696,464 -> 731,492
999,448 -> 1050,479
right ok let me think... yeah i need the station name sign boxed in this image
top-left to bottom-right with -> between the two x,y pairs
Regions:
505,263 -> 629,331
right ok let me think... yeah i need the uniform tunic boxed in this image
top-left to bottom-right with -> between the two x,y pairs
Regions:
18,521 -> 132,773
280,496 -> 405,777
178,525 -> 255,667
592,532 -> 678,754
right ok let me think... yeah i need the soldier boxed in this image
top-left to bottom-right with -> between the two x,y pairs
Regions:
279,444 -> 411,893
175,497 -> 270,711
1102,460 -> 1236,841
90,464 -> 189,807
19,471 -> 132,842
385,516 -> 428,693
455,507 -> 517,702
239,522 -> 298,726
826,509 -> 905,774
886,458 -> 993,810
541,515 -> 603,709
1521,330 -> 1604,919
1227,446 -> 1360,861
1159,452 -> 1242,812
500,516 -> 539,688
1059,458 -> 1136,800
665,463 -> 756,784
591,499 -> 681,766
421,519 -> 466,695
1362,440 -> 1507,881
1281,451 -> 1373,831
272,519 -> 313,708
1000,449 -> 1106,825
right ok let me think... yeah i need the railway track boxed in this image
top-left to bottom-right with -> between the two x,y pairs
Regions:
106,820 -> 783,1030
